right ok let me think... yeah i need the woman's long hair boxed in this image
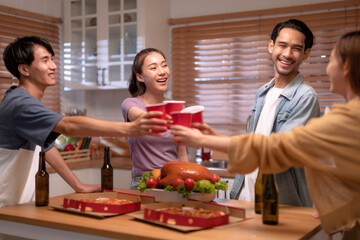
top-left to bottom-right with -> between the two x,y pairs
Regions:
336,31 -> 360,95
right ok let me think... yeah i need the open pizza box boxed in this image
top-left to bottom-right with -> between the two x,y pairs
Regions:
51,192 -> 141,218
127,201 -> 246,232
112,190 -> 157,205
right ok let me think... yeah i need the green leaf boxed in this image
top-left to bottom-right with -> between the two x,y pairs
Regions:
176,183 -> 190,198
137,171 -> 154,192
164,185 -> 174,191
193,180 -> 215,193
215,180 -> 228,191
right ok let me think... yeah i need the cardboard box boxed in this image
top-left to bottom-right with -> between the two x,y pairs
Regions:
128,201 -> 246,231
145,189 -> 216,202
52,192 -> 141,217
113,190 -> 156,204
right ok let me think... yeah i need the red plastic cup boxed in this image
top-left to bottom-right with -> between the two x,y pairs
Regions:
163,100 -> 185,114
171,112 -> 192,143
191,111 -> 203,124
181,105 -> 205,126
170,112 -> 192,128
146,103 -> 167,133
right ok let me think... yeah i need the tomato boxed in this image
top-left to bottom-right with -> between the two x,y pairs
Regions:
184,178 -> 195,191
146,177 -> 158,188
63,143 -> 75,151
172,178 -> 184,191
213,174 -> 221,182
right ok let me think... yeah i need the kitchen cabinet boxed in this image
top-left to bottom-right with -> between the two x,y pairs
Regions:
63,0 -> 140,90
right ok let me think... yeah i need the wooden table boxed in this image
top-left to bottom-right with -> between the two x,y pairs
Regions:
0,189 -> 321,240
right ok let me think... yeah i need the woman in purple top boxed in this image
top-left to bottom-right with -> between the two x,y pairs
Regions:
121,48 -> 188,189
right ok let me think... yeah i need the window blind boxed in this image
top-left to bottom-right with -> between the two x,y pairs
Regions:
170,1 -> 360,136
0,5 -> 62,113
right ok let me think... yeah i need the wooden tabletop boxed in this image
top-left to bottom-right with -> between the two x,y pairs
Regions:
0,189 -> 321,240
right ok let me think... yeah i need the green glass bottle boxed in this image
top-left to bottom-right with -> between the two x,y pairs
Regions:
254,170 -> 264,214
101,147 -> 113,191
262,174 -> 278,225
35,151 -> 49,206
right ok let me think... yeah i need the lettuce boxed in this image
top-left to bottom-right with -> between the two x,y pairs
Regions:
193,180 -> 215,193
177,180 -> 228,198
137,171 -> 154,192
164,185 -> 174,191
137,171 -> 228,199
215,180 -> 228,191
176,183 -> 190,198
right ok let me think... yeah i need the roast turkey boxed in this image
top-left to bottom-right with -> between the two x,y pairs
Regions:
157,161 -> 215,186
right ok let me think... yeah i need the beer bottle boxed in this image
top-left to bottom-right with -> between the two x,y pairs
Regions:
101,147 -> 113,191
254,170 -> 264,214
35,151 -> 49,206
262,174 -> 278,225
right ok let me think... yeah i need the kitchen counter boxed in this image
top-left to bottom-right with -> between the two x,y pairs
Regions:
0,189 -> 321,240
49,157 -> 235,178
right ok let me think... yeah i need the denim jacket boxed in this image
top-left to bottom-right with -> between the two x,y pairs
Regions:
230,73 -> 320,207
248,73 -> 320,133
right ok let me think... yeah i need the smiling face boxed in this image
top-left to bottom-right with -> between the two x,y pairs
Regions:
268,28 -> 311,82
20,44 -> 57,88
136,52 -> 170,94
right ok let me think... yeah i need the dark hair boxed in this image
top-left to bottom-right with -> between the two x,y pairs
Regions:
128,48 -> 166,97
335,31 -> 360,95
3,36 -> 55,80
271,19 -> 314,51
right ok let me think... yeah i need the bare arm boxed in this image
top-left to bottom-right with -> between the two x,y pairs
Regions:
177,144 -> 189,162
53,111 -> 166,138
127,106 -> 146,122
171,125 -> 231,153
192,122 -> 225,137
45,147 -> 101,193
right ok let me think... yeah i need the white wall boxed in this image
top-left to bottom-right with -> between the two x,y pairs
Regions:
49,168 -> 132,197
84,89 -> 130,121
170,0 -> 339,19
141,0 -> 171,59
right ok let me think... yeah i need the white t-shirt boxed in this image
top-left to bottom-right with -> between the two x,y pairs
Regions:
239,87 -> 283,201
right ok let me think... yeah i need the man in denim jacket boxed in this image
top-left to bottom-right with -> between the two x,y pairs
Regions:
230,19 -> 320,207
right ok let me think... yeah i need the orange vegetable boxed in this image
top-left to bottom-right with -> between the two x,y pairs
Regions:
152,169 -> 161,180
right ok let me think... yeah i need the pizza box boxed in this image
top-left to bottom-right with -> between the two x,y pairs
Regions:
145,189 -> 216,202
111,190 -> 156,204
51,192 -> 141,218
127,201 -> 246,231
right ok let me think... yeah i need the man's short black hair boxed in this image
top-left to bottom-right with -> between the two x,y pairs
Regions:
3,36 -> 55,80
271,19 -> 314,51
